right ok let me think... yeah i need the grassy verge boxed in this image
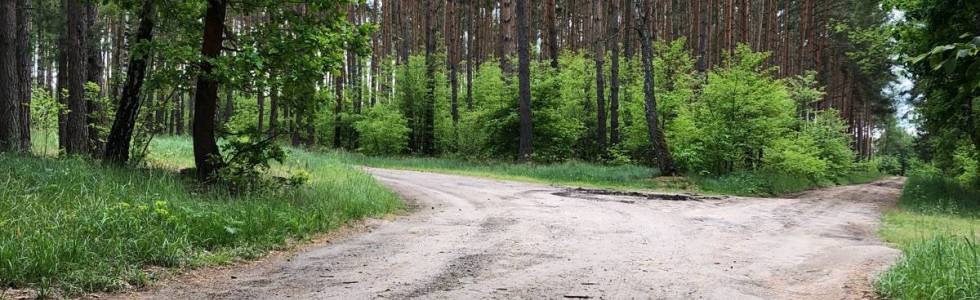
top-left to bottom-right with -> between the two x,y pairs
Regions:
0,137 -> 402,295
323,151 -> 671,191
877,176 -> 980,299
693,169 -> 883,196
325,151 -> 881,196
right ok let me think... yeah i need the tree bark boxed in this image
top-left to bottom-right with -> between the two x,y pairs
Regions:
636,0 -> 677,175
86,1 -> 104,154
543,0 -> 559,69
608,0 -> 621,146
465,0 -> 474,109
192,0 -> 228,181
257,86 -> 265,133
269,82 -> 278,138
104,0 -> 155,163
65,0 -> 90,155
0,0 -> 20,152
422,0 -> 437,155
331,75 -> 342,148
515,0 -> 532,161
16,0 -> 31,151
593,0 -> 607,152
499,0 -> 514,74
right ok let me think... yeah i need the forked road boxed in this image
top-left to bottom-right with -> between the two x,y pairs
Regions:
122,168 -> 902,299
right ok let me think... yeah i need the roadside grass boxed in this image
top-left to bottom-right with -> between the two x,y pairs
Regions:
323,151 -> 669,191
0,136 -> 402,295
326,151 -> 881,196
877,176 -> 980,299
693,169 -> 883,196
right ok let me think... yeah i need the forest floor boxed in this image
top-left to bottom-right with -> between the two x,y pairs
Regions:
103,170 -> 904,300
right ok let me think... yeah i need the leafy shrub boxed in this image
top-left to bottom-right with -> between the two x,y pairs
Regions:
764,135 -> 829,181
875,155 -> 904,175
353,105 -> 410,156
684,45 -> 795,174
217,128 -> 306,193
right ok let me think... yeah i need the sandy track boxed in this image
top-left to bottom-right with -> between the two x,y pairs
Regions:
111,169 -> 902,300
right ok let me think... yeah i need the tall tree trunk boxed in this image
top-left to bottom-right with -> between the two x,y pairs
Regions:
499,0 -> 514,74
422,0 -> 437,155
269,82 -> 278,138
57,28 -> 67,151
465,0 -> 474,109
333,74 -> 343,148
515,0 -> 532,161
608,0 -> 621,146
192,0 -> 228,181
0,0 -> 20,152
175,91 -> 184,135
222,88 -> 233,124
636,0 -> 677,176
16,0 -> 31,151
446,0 -> 459,126
593,0 -> 607,152
86,2 -> 104,154
257,86 -> 265,133
543,0 -> 558,69
65,0 -> 90,155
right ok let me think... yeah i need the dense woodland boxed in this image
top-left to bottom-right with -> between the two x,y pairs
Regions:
0,0 -> 975,185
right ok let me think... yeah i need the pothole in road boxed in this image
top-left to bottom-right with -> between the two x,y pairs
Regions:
553,188 -> 726,204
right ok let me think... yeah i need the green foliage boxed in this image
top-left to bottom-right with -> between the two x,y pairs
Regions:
684,45 -> 796,174
353,105 -> 410,156
216,128 -> 305,193
889,0 -> 980,171
456,56 -> 584,162
0,137 -> 401,294
30,88 -> 64,156
900,175 -> 980,216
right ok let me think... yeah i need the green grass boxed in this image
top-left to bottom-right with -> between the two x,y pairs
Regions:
321,152 -> 885,197
322,151 -> 669,191
0,136 -> 402,295
695,169 -> 884,196
877,176 -> 980,299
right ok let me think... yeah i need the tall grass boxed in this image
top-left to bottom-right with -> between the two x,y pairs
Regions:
898,176 -> 980,216
0,137 -> 401,294
877,235 -> 979,299
877,175 -> 980,299
324,151 -> 664,190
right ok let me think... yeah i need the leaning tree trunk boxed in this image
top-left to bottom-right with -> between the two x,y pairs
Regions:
515,0 -> 533,161
0,0 -> 21,152
636,0 -> 677,176
64,0 -> 90,155
104,0 -> 156,164
192,0 -> 228,181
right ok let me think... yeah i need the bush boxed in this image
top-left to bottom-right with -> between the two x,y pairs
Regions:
353,105 -> 410,156
764,135 -> 830,181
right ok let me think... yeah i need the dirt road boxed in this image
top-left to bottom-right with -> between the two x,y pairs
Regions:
117,169 -> 902,299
